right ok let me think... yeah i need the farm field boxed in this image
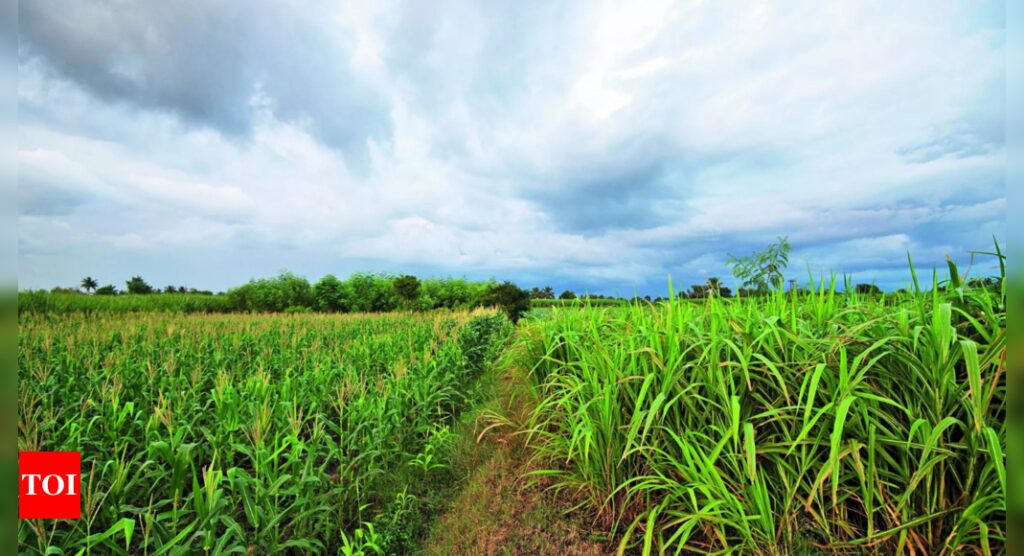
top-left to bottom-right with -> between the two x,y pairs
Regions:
514,267 -> 1006,554
17,261 -> 1006,555
18,310 -> 512,554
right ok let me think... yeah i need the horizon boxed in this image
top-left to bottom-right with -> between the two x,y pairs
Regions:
18,1 -> 1006,296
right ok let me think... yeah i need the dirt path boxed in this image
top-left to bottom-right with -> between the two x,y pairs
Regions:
420,370 -> 614,556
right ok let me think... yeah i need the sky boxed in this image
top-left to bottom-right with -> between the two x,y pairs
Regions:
17,0 -> 1006,295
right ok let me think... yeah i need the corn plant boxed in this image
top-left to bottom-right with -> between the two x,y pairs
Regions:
18,310 -> 512,554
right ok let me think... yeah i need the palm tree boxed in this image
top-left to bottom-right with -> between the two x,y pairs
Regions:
80,276 -> 98,294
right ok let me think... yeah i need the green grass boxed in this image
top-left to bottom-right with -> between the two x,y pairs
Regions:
18,309 -> 512,554
515,258 -> 1005,554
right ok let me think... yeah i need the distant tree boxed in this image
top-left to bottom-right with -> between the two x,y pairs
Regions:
718,285 -> 733,298
227,272 -> 314,312
687,284 -> 709,299
347,273 -> 397,312
727,236 -> 792,293
95,284 -> 118,295
558,290 -> 577,300
966,276 -> 1001,291
178,286 -> 188,294
80,276 -> 98,294
393,275 -> 421,305
163,285 -> 177,293
476,281 -> 531,322
530,286 -> 555,300
313,274 -> 349,312
854,283 -> 882,295
706,277 -> 722,296
126,276 -> 155,295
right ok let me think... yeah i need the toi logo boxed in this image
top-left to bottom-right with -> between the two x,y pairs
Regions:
19,451 -> 81,519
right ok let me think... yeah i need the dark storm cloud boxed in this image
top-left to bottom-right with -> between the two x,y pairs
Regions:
19,0 -> 390,165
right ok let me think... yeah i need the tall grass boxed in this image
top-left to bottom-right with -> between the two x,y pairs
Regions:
518,256 -> 1005,554
18,310 -> 512,554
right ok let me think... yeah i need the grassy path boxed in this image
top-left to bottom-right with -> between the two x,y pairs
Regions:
419,342 -> 612,556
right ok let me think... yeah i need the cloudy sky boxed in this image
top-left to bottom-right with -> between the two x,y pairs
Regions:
18,0 -> 1005,294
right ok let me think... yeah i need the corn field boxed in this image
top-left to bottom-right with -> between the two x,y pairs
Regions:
18,310 -> 512,554
516,259 -> 1005,554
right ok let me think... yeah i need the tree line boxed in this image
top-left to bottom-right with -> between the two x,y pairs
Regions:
53,273 -> 535,321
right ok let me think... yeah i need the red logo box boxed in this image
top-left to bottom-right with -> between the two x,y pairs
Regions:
19,451 -> 81,519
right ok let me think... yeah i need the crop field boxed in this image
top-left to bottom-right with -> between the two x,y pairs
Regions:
17,291 -> 236,315
18,310 -> 512,554
515,266 -> 1005,554
16,261 -> 1006,555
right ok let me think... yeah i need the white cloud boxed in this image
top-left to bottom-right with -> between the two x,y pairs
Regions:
16,0 -> 1005,293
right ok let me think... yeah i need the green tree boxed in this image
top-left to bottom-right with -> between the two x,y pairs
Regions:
476,281 -> 531,322
95,284 -> 118,295
347,273 -> 397,312
227,272 -> 313,312
684,284 -> 709,298
727,236 -> 792,293
80,276 -> 98,293
706,277 -> 721,296
126,276 -> 155,295
530,286 -> 555,300
313,274 -> 350,312
854,283 -> 882,295
559,290 -> 577,300
393,275 -> 421,305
